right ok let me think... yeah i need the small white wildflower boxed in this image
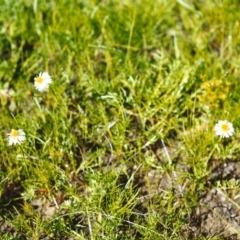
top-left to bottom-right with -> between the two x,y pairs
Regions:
34,71 -> 52,92
214,120 -> 234,138
7,129 -> 26,145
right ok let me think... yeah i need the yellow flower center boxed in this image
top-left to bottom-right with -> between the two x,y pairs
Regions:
221,124 -> 229,132
11,129 -> 19,137
35,77 -> 43,84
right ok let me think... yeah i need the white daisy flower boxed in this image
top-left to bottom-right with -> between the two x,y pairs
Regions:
7,129 -> 26,145
34,71 -> 52,92
214,120 -> 234,138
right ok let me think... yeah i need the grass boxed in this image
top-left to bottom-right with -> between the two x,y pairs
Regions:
1,0 -> 240,239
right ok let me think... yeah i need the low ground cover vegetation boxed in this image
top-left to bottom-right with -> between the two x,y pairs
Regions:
1,0 -> 240,239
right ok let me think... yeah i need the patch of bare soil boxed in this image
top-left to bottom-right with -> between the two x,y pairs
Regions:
0,181 -> 24,237
138,157 -> 240,239
190,160 -> 240,239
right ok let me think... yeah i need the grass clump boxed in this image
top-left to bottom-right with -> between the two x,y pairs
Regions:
1,0 -> 240,239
